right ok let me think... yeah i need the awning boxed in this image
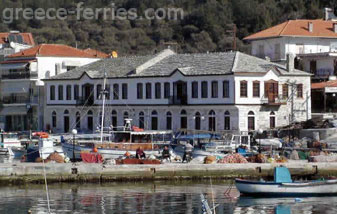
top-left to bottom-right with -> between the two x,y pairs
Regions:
0,106 -> 28,116
0,63 -> 28,70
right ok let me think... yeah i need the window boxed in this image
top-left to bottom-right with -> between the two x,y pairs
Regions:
194,112 -> 201,130
52,111 -> 57,128
97,84 -> 102,99
310,60 -> 317,74
163,82 -> 170,98
253,81 -> 260,97
209,110 -> 216,131
166,112 -> 172,130
192,82 -> 198,98
74,85 -> 79,100
87,110 -> 93,131
201,81 -> 208,98
58,85 -> 63,100
123,112 -> 129,125
155,82 -> 161,99
282,84 -> 288,99
113,84 -> 119,100
66,85 -> 72,100
111,110 -> 117,130
240,81 -> 247,97
50,85 -> 55,100
146,83 -> 152,99
122,83 -> 128,99
151,110 -> 158,130
211,81 -> 218,98
180,110 -> 187,129
63,110 -> 70,133
105,84 -> 110,99
270,112 -> 276,129
139,112 -> 145,129
76,112 -> 80,129
297,84 -> 303,98
137,83 -> 143,99
223,81 -> 229,98
248,111 -> 255,131
224,111 -> 230,130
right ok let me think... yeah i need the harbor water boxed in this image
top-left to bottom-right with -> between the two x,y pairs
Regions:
0,181 -> 337,214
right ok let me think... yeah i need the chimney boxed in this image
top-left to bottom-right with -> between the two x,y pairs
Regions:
334,23 -> 337,33
308,22 -> 313,32
325,8 -> 337,21
286,53 -> 294,72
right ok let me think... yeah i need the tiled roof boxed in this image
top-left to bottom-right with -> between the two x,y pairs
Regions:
84,48 -> 110,58
45,49 -> 311,80
7,44 -> 104,58
0,32 -> 35,45
244,19 -> 337,40
311,80 -> 337,89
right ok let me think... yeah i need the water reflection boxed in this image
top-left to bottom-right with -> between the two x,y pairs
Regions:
0,182 -> 337,214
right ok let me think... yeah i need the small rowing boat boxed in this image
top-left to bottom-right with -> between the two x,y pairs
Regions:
235,166 -> 337,196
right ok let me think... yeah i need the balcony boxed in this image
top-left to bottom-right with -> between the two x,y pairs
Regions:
261,94 -> 287,106
1,96 -> 38,105
2,72 -> 38,80
76,96 -> 94,106
168,95 -> 188,105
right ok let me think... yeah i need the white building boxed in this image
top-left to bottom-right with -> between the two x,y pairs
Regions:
244,8 -> 337,81
0,44 -> 108,131
43,49 -> 311,134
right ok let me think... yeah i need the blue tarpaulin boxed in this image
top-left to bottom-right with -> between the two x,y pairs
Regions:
176,133 -> 221,140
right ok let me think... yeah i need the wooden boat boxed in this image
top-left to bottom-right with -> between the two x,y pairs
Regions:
235,167 -> 337,196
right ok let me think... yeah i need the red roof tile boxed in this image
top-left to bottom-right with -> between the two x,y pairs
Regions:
84,48 -> 109,58
311,80 -> 337,89
0,32 -> 35,45
244,19 -> 337,41
7,44 -> 104,58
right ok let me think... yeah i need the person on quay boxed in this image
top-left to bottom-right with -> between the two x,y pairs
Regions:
136,147 -> 146,159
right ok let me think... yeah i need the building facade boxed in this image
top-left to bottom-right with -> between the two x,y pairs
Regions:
244,8 -> 337,81
0,44 -> 107,131
43,49 -> 311,134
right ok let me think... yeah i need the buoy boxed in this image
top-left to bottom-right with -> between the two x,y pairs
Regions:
93,147 -> 98,153
295,198 -> 303,202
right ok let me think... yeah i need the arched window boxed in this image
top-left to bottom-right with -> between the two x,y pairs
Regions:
99,112 -> 103,127
123,112 -> 129,125
180,110 -> 187,129
139,112 -> 145,129
111,110 -> 117,130
224,111 -> 230,130
76,112 -> 80,129
52,111 -> 57,128
270,111 -> 276,129
248,111 -> 255,131
194,112 -> 201,130
64,110 -> 70,133
209,110 -> 216,131
151,110 -> 158,130
166,112 -> 172,130
87,110 -> 93,131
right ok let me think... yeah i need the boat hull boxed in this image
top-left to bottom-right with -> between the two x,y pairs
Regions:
235,179 -> 337,196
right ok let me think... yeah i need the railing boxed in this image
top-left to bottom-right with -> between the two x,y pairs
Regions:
76,96 -> 94,106
1,96 -> 39,105
2,72 -> 38,80
168,95 -> 188,105
261,94 -> 287,105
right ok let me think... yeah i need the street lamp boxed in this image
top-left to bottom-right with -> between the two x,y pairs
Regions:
258,129 -> 263,154
72,129 -> 77,162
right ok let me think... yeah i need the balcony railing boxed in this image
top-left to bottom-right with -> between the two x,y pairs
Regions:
1,96 -> 38,105
261,94 -> 287,105
168,95 -> 188,105
76,96 -> 94,106
2,72 -> 38,80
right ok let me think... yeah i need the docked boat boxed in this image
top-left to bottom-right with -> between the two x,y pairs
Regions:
0,132 -> 22,155
235,166 -> 337,196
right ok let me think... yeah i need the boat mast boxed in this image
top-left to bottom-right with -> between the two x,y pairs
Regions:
100,71 -> 107,143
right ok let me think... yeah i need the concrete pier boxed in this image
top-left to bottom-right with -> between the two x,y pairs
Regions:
1,161 -> 337,185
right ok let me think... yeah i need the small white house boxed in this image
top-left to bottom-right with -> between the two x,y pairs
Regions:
244,8 -> 337,81
0,44 -> 108,131
43,49 -> 311,134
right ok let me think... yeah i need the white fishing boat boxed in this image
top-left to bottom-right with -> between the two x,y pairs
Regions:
0,132 -> 22,155
235,166 -> 337,196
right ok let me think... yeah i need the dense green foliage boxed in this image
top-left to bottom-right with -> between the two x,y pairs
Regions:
0,0 -> 336,55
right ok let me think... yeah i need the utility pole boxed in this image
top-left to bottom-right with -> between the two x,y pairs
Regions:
226,24 -> 237,51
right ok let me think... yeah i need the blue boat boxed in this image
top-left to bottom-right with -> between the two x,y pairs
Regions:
235,167 -> 337,197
